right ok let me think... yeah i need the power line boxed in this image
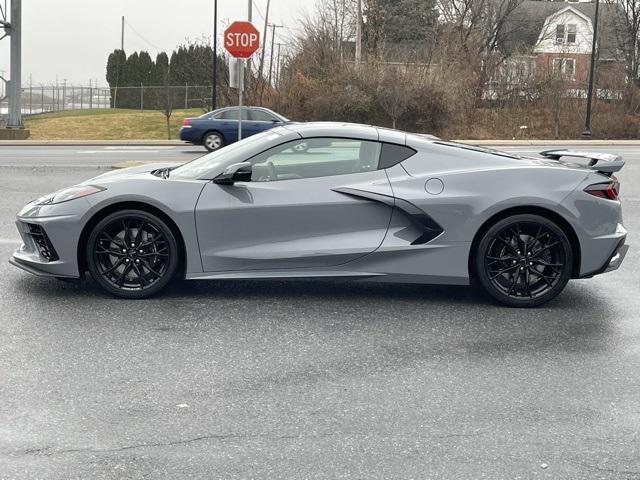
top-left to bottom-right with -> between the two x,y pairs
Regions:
252,0 -> 265,23
124,19 -> 166,52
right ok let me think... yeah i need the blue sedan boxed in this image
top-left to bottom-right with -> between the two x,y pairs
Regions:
179,106 -> 290,151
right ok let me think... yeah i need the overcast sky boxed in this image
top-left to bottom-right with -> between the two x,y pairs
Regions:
0,0 -> 318,87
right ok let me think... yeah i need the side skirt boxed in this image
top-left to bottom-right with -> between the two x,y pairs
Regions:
186,270 -> 385,280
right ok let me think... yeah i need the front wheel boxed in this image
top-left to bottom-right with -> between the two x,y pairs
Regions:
475,214 -> 573,307
203,132 -> 225,152
86,210 -> 179,299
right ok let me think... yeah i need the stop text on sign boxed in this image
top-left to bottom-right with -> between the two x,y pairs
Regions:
226,32 -> 258,48
224,21 -> 260,58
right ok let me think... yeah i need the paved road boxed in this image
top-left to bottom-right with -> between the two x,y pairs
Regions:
0,145 -> 639,479
0,145 -> 206,168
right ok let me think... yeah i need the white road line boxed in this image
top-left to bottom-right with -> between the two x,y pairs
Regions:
76,150 -> 160,154
104,146 -> 176,150
0,239 -> 20,245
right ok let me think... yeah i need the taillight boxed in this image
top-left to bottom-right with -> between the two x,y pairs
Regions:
584,180 -> 620,200
182,118 -> 190,126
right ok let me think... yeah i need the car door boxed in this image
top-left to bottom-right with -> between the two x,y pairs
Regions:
248,108 -> 283,135
195,137 -> 394,272
213,109 -> 250,143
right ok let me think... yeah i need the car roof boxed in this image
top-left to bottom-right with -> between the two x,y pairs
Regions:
213,106 -> 275,113
280,122 -> 422,145
281,122 -> 379,141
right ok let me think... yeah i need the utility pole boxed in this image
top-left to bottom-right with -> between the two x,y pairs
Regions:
268,24 -> 283,86
246,0 -> 253,95
7,0 -> 23,128
258,0 -> 271,86
212,0 -> 218,110
355,0 -> 362,65
581,0 -> 600,139
275,42 -> 283,89
121,15 -> 125,51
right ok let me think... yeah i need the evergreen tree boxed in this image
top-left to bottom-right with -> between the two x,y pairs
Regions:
138,51 -> 154,85
105,49 -> 126,107
366,0 -> 439,58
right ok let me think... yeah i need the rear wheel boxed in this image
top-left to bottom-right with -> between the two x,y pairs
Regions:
203,131 -> 224,152
475,214 -> 572,307
86,210 -> 179,299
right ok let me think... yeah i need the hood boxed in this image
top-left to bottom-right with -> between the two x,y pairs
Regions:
83,162 -> 180,184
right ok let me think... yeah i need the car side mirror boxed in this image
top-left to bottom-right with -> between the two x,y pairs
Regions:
213,162 -> 252,185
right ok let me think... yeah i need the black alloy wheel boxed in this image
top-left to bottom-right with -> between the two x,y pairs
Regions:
86,210 -> 179,298
476,214 -> 572,307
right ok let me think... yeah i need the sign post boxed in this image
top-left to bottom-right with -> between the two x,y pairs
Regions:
224,21 -> 260,142
237,59 -> 244,141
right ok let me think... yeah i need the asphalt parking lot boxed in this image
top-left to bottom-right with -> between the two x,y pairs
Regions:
0,146 -> 639,479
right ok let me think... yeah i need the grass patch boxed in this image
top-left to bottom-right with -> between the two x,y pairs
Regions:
24,108 -> 205,140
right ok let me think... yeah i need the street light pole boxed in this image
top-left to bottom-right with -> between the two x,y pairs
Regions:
581,0 -> 600,139
212,0 -> 218,111
355,0 -> 362,65
7,0 -> 22,128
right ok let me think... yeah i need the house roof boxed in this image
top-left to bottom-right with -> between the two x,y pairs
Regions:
501,1 -> 627,59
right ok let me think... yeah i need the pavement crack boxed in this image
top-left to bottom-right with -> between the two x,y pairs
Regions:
572,460 -> 640,478
9,431 -> 485,457
10,433 -> 301,457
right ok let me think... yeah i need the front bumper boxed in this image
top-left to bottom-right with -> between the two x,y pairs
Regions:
9,256 -> 78,278
10,219 -> 81,278
9,199 -> 88,278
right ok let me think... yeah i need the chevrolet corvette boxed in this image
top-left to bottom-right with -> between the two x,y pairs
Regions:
10,123 -> 628,307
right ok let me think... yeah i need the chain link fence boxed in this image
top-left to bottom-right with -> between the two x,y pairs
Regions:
0,84 -> 215,122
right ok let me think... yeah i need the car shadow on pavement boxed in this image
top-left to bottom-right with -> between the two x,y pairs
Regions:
11,274 -> 621,357
13,273 -> 612,312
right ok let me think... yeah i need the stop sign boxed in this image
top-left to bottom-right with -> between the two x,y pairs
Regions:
224,21 -> 260,58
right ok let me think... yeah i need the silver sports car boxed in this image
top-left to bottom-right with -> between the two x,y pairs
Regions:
10,123 -> 628,307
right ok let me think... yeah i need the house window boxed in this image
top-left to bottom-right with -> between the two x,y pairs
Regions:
553,58 -> 575,79
567,24 -> 577,43
556,24 -> 565,43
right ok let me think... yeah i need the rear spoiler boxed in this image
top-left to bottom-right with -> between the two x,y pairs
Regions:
540,149 -> 624,175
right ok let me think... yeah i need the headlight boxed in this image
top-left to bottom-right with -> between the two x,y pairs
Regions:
35,185 -> 106,205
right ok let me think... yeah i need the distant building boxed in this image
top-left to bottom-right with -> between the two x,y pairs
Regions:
497,0 -> 627,95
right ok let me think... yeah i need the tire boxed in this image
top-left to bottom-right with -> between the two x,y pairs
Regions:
86,210 -> 179,299
475,214 -> 573,308
202,131 -> 225,152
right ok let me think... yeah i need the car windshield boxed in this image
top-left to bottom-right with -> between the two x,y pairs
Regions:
170,130 -> 283,180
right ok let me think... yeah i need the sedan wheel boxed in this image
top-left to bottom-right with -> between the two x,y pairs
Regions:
203,132 -> 224,152
475,214 -> 572,307
86,210 -> 179,299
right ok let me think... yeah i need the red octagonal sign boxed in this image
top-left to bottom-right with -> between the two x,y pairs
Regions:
224,21 -> 260,58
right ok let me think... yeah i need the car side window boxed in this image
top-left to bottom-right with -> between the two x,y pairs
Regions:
250,109 -> 278,122
379,143 -> 417,169
215,110 -> 249,120
249,138 -> 382,182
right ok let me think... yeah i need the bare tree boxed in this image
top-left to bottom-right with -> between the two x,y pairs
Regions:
152,68 -> 174,140
374,65 -> 416,129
